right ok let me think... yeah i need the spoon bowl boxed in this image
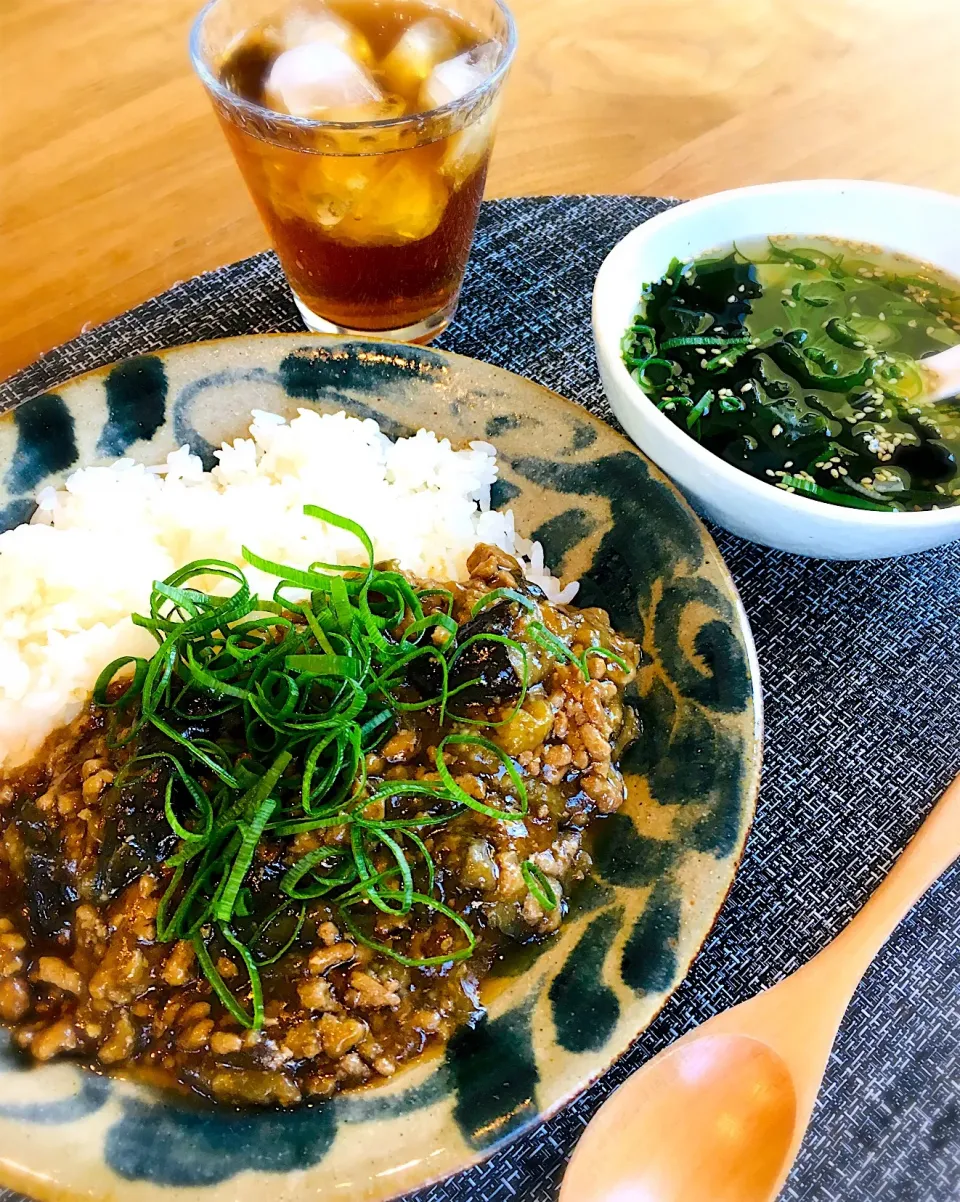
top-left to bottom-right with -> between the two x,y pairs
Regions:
562,1035 -> 797,1202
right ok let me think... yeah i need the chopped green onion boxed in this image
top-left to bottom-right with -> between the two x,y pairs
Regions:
435,733 -> 528,820
470,588 -> 538,617
98,504 -> 618,1026
779,474 -> 897,511
583,646 -> 631,674
193,928 -> 261,1029
686,391 -> 714,429
522,860 -> 559,910
252,904 -> 307,967
214,798 -> 277,923
659,336 -> 749,350
340,892 -> 477,968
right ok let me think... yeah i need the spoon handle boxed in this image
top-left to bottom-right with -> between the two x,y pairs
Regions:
811,771 -> 960,989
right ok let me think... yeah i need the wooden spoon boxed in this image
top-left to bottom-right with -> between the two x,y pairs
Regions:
921,343 -> 960,402
560,772 -> 960,1202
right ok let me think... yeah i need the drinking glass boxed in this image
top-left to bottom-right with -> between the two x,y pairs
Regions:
190,0 -> 517,342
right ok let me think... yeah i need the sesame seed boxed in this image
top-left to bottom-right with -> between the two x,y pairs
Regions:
740,382 -> 752,393
727,295 -> 737,303
927,327 -> 937,336
771,424 -> 783,437
765,469 -> 776,477
908,319 -> 917,328
783,299 -> 797,307
784,460 -> 794,468
878,312 -> 886,321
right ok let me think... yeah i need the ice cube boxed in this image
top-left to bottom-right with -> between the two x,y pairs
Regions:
343,158 -> 450,245
298,155 -> 384,229
263,155 -> 310,222
264,41 -> 384,121
279,5 -> 374,66
381,18 -> 459,96
441,99 -> 499,188
420,42 -> 499,111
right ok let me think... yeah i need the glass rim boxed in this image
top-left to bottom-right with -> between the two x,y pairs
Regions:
189,0 -> 518,134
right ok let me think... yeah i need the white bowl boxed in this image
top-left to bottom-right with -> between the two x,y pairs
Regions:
592,179 -> 960,559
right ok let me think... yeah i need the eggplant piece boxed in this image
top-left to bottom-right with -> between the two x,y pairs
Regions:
447,600 -> 524,706
405,599 -> 523,706
22,847 -> 77,943
243,849 -> 288,896
236,849 -> 292,935
94,759 -> 178,903
14,806 -> 77,943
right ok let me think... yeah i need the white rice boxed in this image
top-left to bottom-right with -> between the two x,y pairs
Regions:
0,408 -> 577,770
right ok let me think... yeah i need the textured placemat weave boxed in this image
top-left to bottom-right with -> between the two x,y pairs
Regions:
2,195 -> 959,1202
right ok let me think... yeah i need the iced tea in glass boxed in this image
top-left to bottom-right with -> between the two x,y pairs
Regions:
191,0 -> 516,341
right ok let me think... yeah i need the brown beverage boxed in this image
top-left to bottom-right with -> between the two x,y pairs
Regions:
202,1 -> 512,339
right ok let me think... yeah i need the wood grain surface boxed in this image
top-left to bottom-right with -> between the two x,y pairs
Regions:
2,0 -> 959,380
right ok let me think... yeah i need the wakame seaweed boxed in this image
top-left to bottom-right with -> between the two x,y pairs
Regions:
623,239 -> 960,510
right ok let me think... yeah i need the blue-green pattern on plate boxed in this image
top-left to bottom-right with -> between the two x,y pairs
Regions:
0,334 -> 762,1202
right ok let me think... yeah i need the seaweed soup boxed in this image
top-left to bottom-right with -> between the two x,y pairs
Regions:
623,236 -> 960,511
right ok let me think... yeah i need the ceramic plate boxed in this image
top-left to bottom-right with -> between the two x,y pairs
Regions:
0,335 -> 762,1202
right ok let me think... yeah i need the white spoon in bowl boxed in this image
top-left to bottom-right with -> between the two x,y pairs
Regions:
921,343 -> 960,402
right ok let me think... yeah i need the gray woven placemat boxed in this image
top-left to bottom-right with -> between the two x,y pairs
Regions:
2,195 -> 959,1202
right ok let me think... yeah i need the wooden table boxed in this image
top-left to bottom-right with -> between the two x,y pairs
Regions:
3,0 -> 959,381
